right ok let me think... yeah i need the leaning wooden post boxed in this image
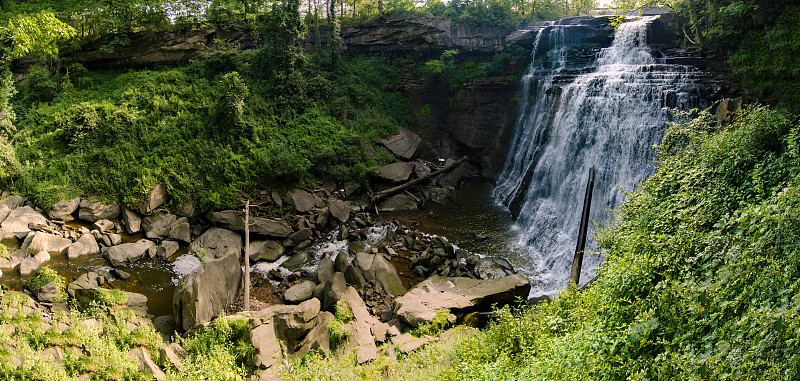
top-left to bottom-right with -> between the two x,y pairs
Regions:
570,166 -> 595,287
244,200 -> 251,311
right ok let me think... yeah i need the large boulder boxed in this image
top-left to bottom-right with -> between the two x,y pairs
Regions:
327,199 -> 351,223
354,253 -> 406,297
210,211 -> 292,238
0,195 -> 24,210
282,228 -> 311,248
287,189 -> 315,213
0,206 -> 47,239
377,193 -> 418,212
67,233 -> 100,259
374,162 -> 415,182
246,299 -> 321,376
142,212 -> 178,239
26,232 -> 72,256
140,183 -> 168,214
46,197 -> 80,221
284,280 -> 316,304
380,127 -> 421,159
338,287 -> 381,364
394,274 -> 531,327
122,208 -> 143,234
0,204 -> 10,225
168,217 -> 191,243
249,240 -> 284,262
173,253 -> 241,331
189,228 -> 241,260
78,200 -> 120,222
105,239 -> 157,267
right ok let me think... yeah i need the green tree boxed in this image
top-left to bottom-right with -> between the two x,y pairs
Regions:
217,71 -> 250,137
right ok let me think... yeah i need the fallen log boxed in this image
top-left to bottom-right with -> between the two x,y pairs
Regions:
372,156 -> 468,202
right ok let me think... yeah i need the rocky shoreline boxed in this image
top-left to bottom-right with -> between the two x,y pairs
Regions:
0,127 -> 534,379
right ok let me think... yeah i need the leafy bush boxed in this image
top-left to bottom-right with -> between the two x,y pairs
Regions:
24,267 -> 66,301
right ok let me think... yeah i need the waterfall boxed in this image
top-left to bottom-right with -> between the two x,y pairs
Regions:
495,17 -> 709,295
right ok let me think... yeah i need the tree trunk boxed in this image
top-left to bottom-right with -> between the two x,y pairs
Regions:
689,0 -> 707,51
243,200 -> 251,311
378,0 -> 384,17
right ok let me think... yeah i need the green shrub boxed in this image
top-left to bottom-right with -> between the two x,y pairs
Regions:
24,267 -> 66,301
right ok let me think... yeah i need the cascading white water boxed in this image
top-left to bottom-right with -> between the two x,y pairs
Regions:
495,17 -> 708,295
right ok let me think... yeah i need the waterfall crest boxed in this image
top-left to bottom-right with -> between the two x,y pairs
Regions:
495,17 -> 711,295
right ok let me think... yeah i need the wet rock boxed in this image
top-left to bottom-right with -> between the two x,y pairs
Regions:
363,254 -> 406,297
474,257 -> 515,280
428,187 -> 457,205
315,207 -> 329,229
112,269 -> 131,280
173,252 -> 241,331
0,206 -> 47,239
122,208 -> 142,234
380,127 -> 421,159
168,217 -> 191,243
142,212 -> 177,239
374,162 -> 415,182
282,228 -> 312,248
414,162 -> 431,178
67,272 -> 103,297
249,240 -> 284,262
189,227 -> 242,260
93,219 -> 114,232
377,193 -> 418,212
78,200 -> 120,222
284,280 -> 316,304
154,316 -> 178,343
46,197 -> 80,221
287,189 -> 315,213
141,183 -> 168,214
105,239 -> 156,267
157,240 -> 180,260
19,256 -> 42,275
328,199 -> 351,223
394,274 -> 531,327
437,159 -> 470,190
67,234 -> 100,259
27,232 -> 71,256
282,252 -> 311,272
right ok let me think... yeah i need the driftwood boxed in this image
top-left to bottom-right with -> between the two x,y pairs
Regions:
372,156 -> 468,202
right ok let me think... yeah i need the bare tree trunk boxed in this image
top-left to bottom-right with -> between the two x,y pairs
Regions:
378,0 -> 384,17
689,0 -> 707,51
243,200 -> 251,311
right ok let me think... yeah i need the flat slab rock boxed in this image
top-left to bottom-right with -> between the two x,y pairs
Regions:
394,274 -> 531,327
380,126 -> 421,159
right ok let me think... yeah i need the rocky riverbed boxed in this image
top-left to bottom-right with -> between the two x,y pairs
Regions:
0,127 -> 537,379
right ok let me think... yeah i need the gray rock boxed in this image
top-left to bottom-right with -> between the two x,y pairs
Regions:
394,274 -> 531,327
93,219 -> 114,232
210,210 -> 292,238
78,200 -> 120,222
108,233 -> 122,246
67,271 -> 103,297
112,269 -> 131,280
0,195 -> 24,210
282,252 -> 311,272
159,343 -> 186,372
344,265 -> 366,288
374,162 -> 415,182
33,250 -> 51,264
338,287 -> 381,364
173,252 -> 241,331
323,272 -> 347,311
35,281 -> 59,302
46,197 -> 80,221
295,311 -> 334,356
287,189 -> 315,213
334,252 -> 348,273
189,227 -> 241,260
26,232 -> 71,256
282,228 -> 312,248
157,240 -> 180,260
141,183 -> 168,214
122,208 -> 142,234
271,191 -> 283,207
128,347 -> 166,380
377,193 -> 418,212
19,256 -> 42,276
0,204 -> 10,226
414,162 -> 431,178
0,206 -> 47,239
284,280 -> 316,304
177,202 -> 195,218
154,316 -> 178,343
249,240 -> 284,262
142,212 -> 177,239
380,127 -> 421,159
67,234 -> 100,259
474,257 -> 515,280
428,187 -> 457,205
328,199 -> 351,223
168,217 -> 191,243
361,254 -> 406,297
315,207 -> 329,229
105,239 -> 156,267
317,256 -> 335,284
